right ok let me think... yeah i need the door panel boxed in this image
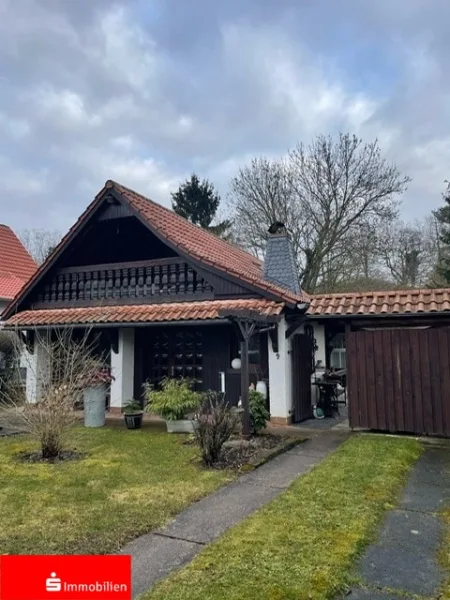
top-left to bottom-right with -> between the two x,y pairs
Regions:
292,334 -> 313,422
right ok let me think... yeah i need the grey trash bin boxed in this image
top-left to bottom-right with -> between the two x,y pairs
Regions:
84,385 -> 106,427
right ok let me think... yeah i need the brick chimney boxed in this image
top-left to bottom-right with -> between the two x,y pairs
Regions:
263,222 -> 301,295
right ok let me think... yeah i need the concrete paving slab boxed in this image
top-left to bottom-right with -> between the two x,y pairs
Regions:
377,509 -> 442,553
360,544 -> 442,596
238,451 -> 319,488
300,433 -> 348,453
122,533 -> 201,598
400,478 -> 450,512
407,462 -> 450,489
288,447 -> 330,459
350,446 -> 449,600
345,589 -> 404,600
416,447 -> 450,470
153,480 -> 281,544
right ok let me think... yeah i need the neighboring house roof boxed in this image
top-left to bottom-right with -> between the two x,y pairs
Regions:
3,181 -> 305,320
6,299 -> 284,327
309,289 -> 450,317
0,225 -> 36,300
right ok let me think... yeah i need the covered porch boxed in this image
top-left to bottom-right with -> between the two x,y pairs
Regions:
8,299 -> 287,418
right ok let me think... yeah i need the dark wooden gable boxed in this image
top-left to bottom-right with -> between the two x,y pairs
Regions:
59,196 -> 178,267
11,189 -> 264,312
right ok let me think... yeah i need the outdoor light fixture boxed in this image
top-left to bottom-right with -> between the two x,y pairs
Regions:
231,358 -> 241,370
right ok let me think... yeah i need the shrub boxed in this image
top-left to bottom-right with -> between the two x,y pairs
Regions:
123,399 -> 143,414
194,391 -> 241,466
1,328 -> 108,460
249,390 -> 270,434
0,332 -> 25,406
144,377 -> 202,420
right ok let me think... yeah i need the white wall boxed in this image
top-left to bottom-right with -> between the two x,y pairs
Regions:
110,328 -> 135,410
313,323 -> 326,367
25,332 -> 51,404
268,319 -> 332,421
268,317 -> 293,423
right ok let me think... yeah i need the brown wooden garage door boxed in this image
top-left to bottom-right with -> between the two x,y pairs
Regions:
346,328 -> 450,436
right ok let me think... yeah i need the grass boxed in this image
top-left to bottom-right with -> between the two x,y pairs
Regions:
439,508 -> 450,599
0,427 -> 233,554
144,435 -> 422,600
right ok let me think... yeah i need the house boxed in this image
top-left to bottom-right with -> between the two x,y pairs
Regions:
0,225 -> 36,316
2,181 -> 308,423
3,182 -> 450,437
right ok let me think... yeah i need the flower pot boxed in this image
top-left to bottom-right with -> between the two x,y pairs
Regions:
83,385 -> 106,428
166,419 -> 196,433
124,412 -> 143,429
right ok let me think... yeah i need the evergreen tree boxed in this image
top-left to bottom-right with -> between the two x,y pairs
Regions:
435,181 -> 450,283
171,174 -> 232,239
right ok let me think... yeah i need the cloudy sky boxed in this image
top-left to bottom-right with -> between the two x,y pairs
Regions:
0,0 -> 449,234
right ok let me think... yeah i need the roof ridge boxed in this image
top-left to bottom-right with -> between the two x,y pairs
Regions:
109,180 -> 263,267
311,287 -> 450,299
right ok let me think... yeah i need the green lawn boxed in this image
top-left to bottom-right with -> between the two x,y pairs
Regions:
144,435 -> 421,600
0,427 -> 233,554
440,507 -> 450,599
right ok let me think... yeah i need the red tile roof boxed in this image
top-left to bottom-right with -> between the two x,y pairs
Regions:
5,299 -> 284,327
4,181 -> 305,318
309,289 -> 450,317
111,181 -> 304,305
0,225 -> 36,300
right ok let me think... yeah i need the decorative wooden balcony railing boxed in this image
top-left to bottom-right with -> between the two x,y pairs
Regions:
34,258 -> 214,306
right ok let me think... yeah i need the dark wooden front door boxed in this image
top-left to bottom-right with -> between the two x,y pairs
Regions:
144,328 -> 204,390
292,334 -> 313,422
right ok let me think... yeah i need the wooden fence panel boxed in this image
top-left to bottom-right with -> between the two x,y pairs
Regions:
346,328 -> 450,437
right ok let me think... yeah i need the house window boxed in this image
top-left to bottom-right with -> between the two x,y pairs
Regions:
330,333 -> 346,369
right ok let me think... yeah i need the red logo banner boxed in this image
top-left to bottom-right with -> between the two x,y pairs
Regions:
0,555 -> 131,600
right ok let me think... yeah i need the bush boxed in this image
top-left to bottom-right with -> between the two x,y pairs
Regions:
249,390 -> 269,434
0,332 -> 24,405
144,377 -> 202,421
123,399 -> 143,414
2,329 -> 108,460
194,391 -> 241,465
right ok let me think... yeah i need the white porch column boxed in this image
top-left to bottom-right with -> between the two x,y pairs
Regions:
268,317 -> 293,425
25,332 -> 51,404
313,323 -> 326,366
110,328 -> 135,413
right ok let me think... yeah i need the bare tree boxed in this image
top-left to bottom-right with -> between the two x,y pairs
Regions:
19,228 -> 62,265
1,328 -> 108,459
378,219 -> 438,288
315,225 -> 388,292
230,134 -> 410,292
229,156 -> 307,260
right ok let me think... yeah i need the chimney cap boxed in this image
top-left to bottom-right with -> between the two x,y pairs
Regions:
268,222 -> 286,235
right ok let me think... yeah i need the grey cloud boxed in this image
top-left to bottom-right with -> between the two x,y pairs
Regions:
0,0 -> 449,233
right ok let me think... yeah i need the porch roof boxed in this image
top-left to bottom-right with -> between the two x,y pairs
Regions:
5,298 -> 284,328
309,288 -> 450,317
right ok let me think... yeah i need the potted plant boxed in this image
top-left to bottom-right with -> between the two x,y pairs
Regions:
144,377 -> 202,433
82,368 -> 115,428
123,399 -> 144,429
